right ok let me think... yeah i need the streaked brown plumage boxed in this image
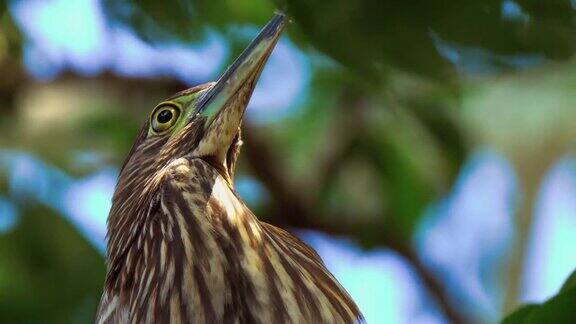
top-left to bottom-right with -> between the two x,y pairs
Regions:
97,13 -> 363,324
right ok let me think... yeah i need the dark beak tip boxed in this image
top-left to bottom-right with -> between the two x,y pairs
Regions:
196,13 -> 287,113
263,12 -> 287,40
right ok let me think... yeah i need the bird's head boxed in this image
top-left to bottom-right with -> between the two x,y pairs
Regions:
107,14 -> 286,258
117,14 -> 285,192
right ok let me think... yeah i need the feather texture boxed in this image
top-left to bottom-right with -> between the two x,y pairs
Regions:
97,157 -> 362,324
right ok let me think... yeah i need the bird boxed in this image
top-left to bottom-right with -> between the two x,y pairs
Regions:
97,13 -> 363,324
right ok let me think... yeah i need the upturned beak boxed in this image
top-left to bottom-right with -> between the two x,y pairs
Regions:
193,13 -> 286,162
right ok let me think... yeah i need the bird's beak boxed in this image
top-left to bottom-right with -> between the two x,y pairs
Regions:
192,13 -> 286,162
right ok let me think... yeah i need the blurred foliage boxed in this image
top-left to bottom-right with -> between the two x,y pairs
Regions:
103,0 -> 277,42
106,0 -> 576,81
502,271 -> 576,323
0,206 -> 105,323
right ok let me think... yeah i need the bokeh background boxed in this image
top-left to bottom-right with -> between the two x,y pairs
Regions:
1,0 -> 576,323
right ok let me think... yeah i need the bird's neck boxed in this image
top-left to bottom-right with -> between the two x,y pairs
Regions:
100,157 -> 272,323
104,157 -> 259,289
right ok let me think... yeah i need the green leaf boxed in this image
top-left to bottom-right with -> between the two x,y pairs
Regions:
502,271 -> 576,324
501,305 -> 538,324
560,269 -> 576,293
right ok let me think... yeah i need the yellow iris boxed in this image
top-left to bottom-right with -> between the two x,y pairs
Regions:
151,103 -> 180,134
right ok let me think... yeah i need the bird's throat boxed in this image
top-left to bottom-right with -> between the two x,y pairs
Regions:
198,129 -> 242,186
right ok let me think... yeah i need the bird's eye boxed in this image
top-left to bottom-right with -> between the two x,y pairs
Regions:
151,103 -> 181,133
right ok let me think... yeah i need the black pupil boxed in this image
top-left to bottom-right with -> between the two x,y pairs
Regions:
157,109 -> 173,124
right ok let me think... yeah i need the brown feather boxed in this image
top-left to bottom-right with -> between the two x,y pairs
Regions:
98,157 -> 363,324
